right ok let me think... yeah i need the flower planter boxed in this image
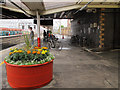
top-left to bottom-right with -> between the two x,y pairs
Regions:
4,60 -> 53,89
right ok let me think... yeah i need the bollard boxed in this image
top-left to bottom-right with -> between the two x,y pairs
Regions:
62,35 -> 64,39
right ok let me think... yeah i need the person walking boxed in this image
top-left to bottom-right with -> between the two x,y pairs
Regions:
29,27 -> 34,46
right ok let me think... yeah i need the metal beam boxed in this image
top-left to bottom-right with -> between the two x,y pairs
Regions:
0,5 -> 35,15
74,0 -> 94,14
60,12 -> 65,18
40,4 -> 120,15
54,13 -> 57,18
1,3 -> 120,16
76,0 -> 83,4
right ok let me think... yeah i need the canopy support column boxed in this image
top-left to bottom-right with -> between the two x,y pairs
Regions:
36,11 -> 41,47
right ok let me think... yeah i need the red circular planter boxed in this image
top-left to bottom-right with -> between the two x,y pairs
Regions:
4,60 -> 53,89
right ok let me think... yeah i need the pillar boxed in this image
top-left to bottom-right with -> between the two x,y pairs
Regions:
99,8 -> 105,48
36,11 -> 41,47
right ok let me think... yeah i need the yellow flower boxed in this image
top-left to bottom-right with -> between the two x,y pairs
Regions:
18,50 -> 23,53
37,51 -> 41,54
27,50 -> 31,54
10,48 -> 12,50
13,50 -> 18,53
38,49 -> 42,51
41,51 -> 46,54
44,50 -> 47,53
42,47 -> 48,50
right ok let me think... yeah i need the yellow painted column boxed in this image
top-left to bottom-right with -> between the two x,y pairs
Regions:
99,8 -> 105,48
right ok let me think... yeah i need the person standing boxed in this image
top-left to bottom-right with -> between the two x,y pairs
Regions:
43,30 -> 47,39
29,27 -> 34,46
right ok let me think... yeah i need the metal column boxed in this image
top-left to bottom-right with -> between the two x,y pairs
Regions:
36,11 -> 41,47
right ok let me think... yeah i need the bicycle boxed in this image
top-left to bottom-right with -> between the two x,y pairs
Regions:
44,36 -> 63,51
70,35 -> 81,46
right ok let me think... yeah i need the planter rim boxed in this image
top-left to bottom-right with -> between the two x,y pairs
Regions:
4,59 -> 53,67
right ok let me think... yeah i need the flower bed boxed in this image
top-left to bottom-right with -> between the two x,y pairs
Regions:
5,47 -> 54,65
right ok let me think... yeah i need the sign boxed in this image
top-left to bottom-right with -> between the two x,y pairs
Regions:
34,19 -> 53,26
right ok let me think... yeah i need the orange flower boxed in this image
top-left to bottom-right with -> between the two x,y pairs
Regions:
32,49 -> 35,51
37,51 -> 40,54
9,52 -> 13,55
32,51 -> 37,54
34,47 -> 40,49
42,47 -> 48,49
27,50 -> 31,54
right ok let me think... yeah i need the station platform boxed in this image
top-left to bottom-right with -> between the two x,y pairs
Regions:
1,35 -> 118,89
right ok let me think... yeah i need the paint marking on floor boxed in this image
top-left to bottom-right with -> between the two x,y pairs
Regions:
0,61 -> 5,66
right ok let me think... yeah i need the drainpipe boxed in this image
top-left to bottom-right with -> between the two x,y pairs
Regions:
74,0 -> 94,14
36,11 -> 41,47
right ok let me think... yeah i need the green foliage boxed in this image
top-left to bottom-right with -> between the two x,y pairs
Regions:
61,25 -> 64,28
5,53 -> 54,65
24,34 -> 32,51
5,47 -> 55,65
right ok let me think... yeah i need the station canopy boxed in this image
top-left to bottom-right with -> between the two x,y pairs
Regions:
0,0 -> 120,19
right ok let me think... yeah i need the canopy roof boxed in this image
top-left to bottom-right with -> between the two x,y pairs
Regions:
0,0 -> 120,19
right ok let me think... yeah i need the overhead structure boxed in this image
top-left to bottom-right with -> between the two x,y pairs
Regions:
0,0 -> 120,47
0,0 -> 120,19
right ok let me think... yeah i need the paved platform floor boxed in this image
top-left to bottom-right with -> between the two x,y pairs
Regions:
1,36 -> 118,89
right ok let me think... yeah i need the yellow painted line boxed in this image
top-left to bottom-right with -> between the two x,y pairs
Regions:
99,21 -> 102,23
0,61 -> 5,66
101,13 -> 105,16
101,28 -> 104,31
100,16 -> 105,19
99,40 -> 104,43
99,45 -> 102,48
99,34 -> 104,37
100,20 -> 104,24
100,27 -> 105,30
99,35 -> 104,39
99,31 -> 103,34
100,16 -> 102,18
101,23 -> 105,26
101,43 -> 104,45
99,35 -> 102,38
101,38 -> 104,41
101,18 -> 105,20
99,41 -> 102,43
99,44 -> 104,47
100,31 -> 104,34
99,42 -> 104,48
101,33 -> 104,36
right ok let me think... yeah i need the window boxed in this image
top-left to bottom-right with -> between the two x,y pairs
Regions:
0,0 -> 6,4
22,26 -> 24,29
28,25 -> 30,29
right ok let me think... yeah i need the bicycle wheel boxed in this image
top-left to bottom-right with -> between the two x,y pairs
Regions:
51,40 -> 55,48
47,42 -> 52,49
55,41 -> 63,51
